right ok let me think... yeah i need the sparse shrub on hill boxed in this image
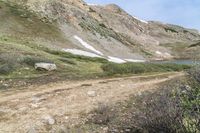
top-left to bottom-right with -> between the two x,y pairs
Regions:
178,67 -> 200,132
0,64 -> 14,75
22,56 -> 53,66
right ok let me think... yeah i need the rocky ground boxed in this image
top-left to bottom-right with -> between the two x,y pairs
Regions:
0,72 -> 183,133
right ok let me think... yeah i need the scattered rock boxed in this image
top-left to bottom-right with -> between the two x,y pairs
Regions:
125,129 -> 131,132
120,84 -> 125,87
87,91 -> 96,97
27,127 -> 37,133
137,92 -> 142,96
24,67 -> 30,70
3,83 -> 9,87
30,103 -> 39,108
65,116 -> 69,120
103,127 -> 108,131
35,63 -> 57,71
18,107 -> 28,112
42,115 -> 55,125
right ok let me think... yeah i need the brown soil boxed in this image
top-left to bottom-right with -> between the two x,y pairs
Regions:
0,72 -> 184,133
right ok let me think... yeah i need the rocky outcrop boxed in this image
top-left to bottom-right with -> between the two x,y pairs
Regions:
35,63 -> 57,71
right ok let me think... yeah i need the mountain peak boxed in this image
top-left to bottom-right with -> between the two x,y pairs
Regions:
104,4 -> 125,14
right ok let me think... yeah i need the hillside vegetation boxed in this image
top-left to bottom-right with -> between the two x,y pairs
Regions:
0,0 -> 197,89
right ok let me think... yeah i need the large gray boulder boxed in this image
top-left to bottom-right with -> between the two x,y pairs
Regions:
35,63 -> 57,71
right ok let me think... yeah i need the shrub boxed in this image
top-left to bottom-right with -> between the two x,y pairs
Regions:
87,85 -> 188,133
22,56 -> 53,66
177,67 -> 200,132
0,64 -> 14,75
88,104 -> 114,125
101,62 -> 190,76
132,89 -> 186,133
46,50 -> 108,63
59,58 -> 76,65
87,67 -> 200,133
164,27 -> 178,33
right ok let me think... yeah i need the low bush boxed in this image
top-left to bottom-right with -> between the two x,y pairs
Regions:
177,67 -> 200,132
87,67 -> 199,133
46,49 -> 108,63
101,62 -> 190,75
59,58 -> 76,65
0,64 -> 14,75
22,56 -> 53,66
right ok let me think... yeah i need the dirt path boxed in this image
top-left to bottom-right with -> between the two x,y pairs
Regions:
0,72 -> 184,133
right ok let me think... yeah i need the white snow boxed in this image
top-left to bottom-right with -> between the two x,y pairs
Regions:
63,49 -> 102,58
73,35 -> 103,56
133,16 -> 148,24
87,3 -> 100,6
62,49 -> 147,64
156,51 -> 162,55
164,52 -> 171,57
125,59 -> 146,63
107,56 -> 126,64
156,51 -> 172,57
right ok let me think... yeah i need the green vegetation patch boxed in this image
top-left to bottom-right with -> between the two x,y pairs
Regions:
84,67 -> 200,133
164,27 -> 178,33
101,62 -> 190,76
189,42 -> 200,48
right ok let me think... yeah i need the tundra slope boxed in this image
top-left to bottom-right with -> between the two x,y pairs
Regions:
1,0 -> 200,61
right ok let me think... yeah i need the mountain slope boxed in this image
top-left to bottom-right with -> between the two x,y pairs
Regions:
0,0 -> 199,84
1,0 -> 200,61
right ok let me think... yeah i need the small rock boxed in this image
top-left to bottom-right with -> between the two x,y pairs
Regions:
87,91 -> 96,97
103,127 -> 108,131
27,127 -> 37,133
120,84 -> 125,87
18,107 -> 28,112
24,67 -> 30,70
137,92 -> 142,96
65,116 -> 69,120
3,84 -> 9,87
125,129 -> 131,132
42,115 -> 55,125
31,103 -> 39,108
35,63 -> 57,71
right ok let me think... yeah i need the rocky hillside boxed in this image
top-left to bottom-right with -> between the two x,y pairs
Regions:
1,0 -> 200,62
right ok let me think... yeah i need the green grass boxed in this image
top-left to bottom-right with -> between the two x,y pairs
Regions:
0,0 -> 66,43
0,1 -> 192,87
189,42 -> 200,48
101,62 -> 190,76
164,27 -> 178,33
0,34 -> 191,89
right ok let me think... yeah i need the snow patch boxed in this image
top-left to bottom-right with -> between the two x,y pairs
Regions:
63,49 -> 102,58
107,56 -> 126,64
125,59 -> 146,63
87,3 -> 100,6
133,16 -> 148,24
156,51 -> 162,55
156,51 -> 172,57
73,35 -> 103,56
164,52 -> 171,56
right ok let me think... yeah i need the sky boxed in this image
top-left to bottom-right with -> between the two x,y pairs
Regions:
84,0 -> 200,31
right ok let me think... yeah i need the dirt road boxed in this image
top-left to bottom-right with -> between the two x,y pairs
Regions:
0,72 -> 184,133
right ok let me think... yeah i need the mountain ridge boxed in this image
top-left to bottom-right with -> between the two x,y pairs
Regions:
1,0 -> 200,61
